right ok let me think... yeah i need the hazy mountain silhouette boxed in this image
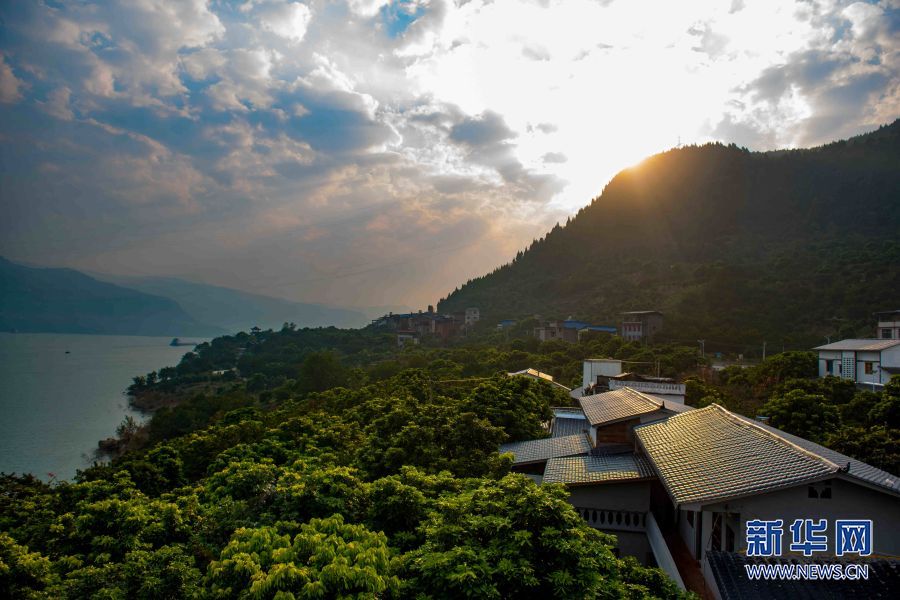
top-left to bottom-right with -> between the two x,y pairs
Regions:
92,274 -> 370,332
0,257 -> 223,336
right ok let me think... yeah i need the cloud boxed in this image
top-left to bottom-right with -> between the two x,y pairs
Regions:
0,55 -> 24,103
0,0 -> 897,309
720,0 -> 899,147
541,151 -> 567,163
39,86 -> 74,120
253,0 -> 313,43
449,110 -> 516,146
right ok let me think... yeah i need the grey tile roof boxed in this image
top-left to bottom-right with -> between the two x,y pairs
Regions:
706,551 -> 900,600
732,413 -> 900,496
642,394 -> 695,413
578,387 -> 665,426
499,434 -> 591,465
543,453 -> 655,485
634,405 -> 842,506
552,417 -> 590,438
814,338 -> 900,351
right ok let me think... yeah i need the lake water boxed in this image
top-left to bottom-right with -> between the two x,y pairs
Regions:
0,333 -> 200,480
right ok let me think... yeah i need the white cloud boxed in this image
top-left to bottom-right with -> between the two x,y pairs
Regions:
1,0 -> 897,308
255,0 -> 313,43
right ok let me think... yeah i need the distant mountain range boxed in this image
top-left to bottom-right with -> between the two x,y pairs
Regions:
439,120 -> 900,351
92,274 -> 371,332
0,258 -> 384,336
0,257 -> 223,336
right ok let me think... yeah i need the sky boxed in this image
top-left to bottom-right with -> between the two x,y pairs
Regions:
1,0 -> 897,310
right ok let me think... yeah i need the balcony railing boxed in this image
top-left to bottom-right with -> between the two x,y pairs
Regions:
574,507 -> 647,532
609,379 -> 686,396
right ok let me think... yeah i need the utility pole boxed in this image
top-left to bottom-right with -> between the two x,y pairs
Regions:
762,341 -> 767,361
698,339 -> 705,359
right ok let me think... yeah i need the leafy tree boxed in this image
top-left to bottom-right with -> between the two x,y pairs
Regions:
401,474 -> 621,599
296,351 -> 351,396
461,374 -> 555,441
205,515 -> 399,599
0,532 -> 55,599
760,390 -> 840,443
825,426 -> 900,474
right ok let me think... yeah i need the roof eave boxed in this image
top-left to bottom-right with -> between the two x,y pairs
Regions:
683,471 -> 840,510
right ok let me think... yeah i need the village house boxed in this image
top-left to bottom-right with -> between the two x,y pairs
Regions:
500,387 -> 900,596
534,319 -> 617,343
875,309 -> 900,339
814,338 -> 900,386
575,358 -> 686,402
621,310 -> 664,342
373,305 -> 473,343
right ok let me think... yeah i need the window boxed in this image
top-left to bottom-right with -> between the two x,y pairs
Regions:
809,481 -> 832,499
865,362 -> 874,375
882,328 -> 893,339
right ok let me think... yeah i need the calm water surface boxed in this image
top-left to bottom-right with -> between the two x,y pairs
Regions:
0,333 -> 200,479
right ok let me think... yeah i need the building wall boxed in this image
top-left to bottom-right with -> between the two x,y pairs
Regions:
567,481 -> 652,512
583,359 -> 623,389
855,350 -> 883,385
692,478 -> 900,560
881,346 -> 900,384
877,315 -> 900,339
595,419 -> 640,444
818,350 -> 842,378
622,321 -> 643,342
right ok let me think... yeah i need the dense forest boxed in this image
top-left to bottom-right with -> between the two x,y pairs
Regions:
3,323 -> 898,597
1,326 -> 697,599
439,121 -> 900,353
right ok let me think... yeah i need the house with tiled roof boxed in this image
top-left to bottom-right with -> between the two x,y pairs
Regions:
579,387 -> 692,445
500,388 -> 900,596
814,338 -> 900,386
634,405 -> 900,563
499,433 -> 592,476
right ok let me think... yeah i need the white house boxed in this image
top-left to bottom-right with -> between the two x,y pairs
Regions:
814,339 -> 900,385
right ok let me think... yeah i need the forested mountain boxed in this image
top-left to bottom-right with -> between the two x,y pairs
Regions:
439,121 -> 900,352
94,274 -> 369,332
0,258 -> 223,336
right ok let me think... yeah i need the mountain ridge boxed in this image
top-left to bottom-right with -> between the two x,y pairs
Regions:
92,273 -> 370,331
438,120 -> 900,350
0,257 -> 224,336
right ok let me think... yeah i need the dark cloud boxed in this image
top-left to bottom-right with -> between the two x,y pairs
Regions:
449,110 -> 516,146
